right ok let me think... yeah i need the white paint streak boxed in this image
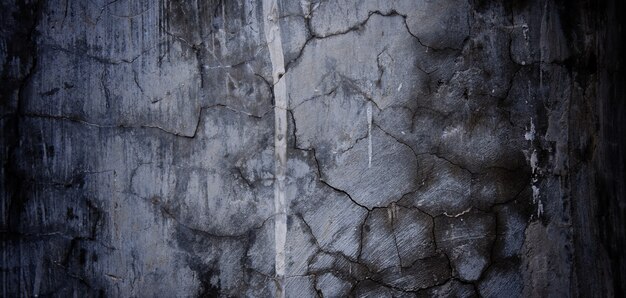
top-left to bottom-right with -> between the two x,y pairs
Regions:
539,0 -> 548,87
525,117 -> 536,141
533,183 -> 543,217
367,101 -> 373,168
262,0 -> 287,296
530,150 -> 538,173
522,22 -> 530,65
525,117 -> 542,217
532,185 -> 540,204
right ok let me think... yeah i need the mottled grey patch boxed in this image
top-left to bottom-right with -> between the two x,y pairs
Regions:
434,211 -> 496,281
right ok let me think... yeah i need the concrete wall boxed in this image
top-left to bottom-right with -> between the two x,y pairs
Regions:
1,0 -> 623,296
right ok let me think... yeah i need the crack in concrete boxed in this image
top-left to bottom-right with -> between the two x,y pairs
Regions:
20,103 -> 272,138
284,10 -> 446,75
41,43 -> 162,66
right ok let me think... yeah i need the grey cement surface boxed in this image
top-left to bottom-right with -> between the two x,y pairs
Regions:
1,0 -> 624,297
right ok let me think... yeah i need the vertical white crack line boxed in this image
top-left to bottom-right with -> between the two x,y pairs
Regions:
262,0 -> 287,297
367,101 -> 373,168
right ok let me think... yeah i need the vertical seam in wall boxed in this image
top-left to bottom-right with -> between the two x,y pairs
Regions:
262,0 -> 287,297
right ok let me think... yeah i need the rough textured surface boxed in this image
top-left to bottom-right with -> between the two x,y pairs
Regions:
1,0 -> 624,297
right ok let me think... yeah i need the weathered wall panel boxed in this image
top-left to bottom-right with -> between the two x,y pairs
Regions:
1,0 -> 624,297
